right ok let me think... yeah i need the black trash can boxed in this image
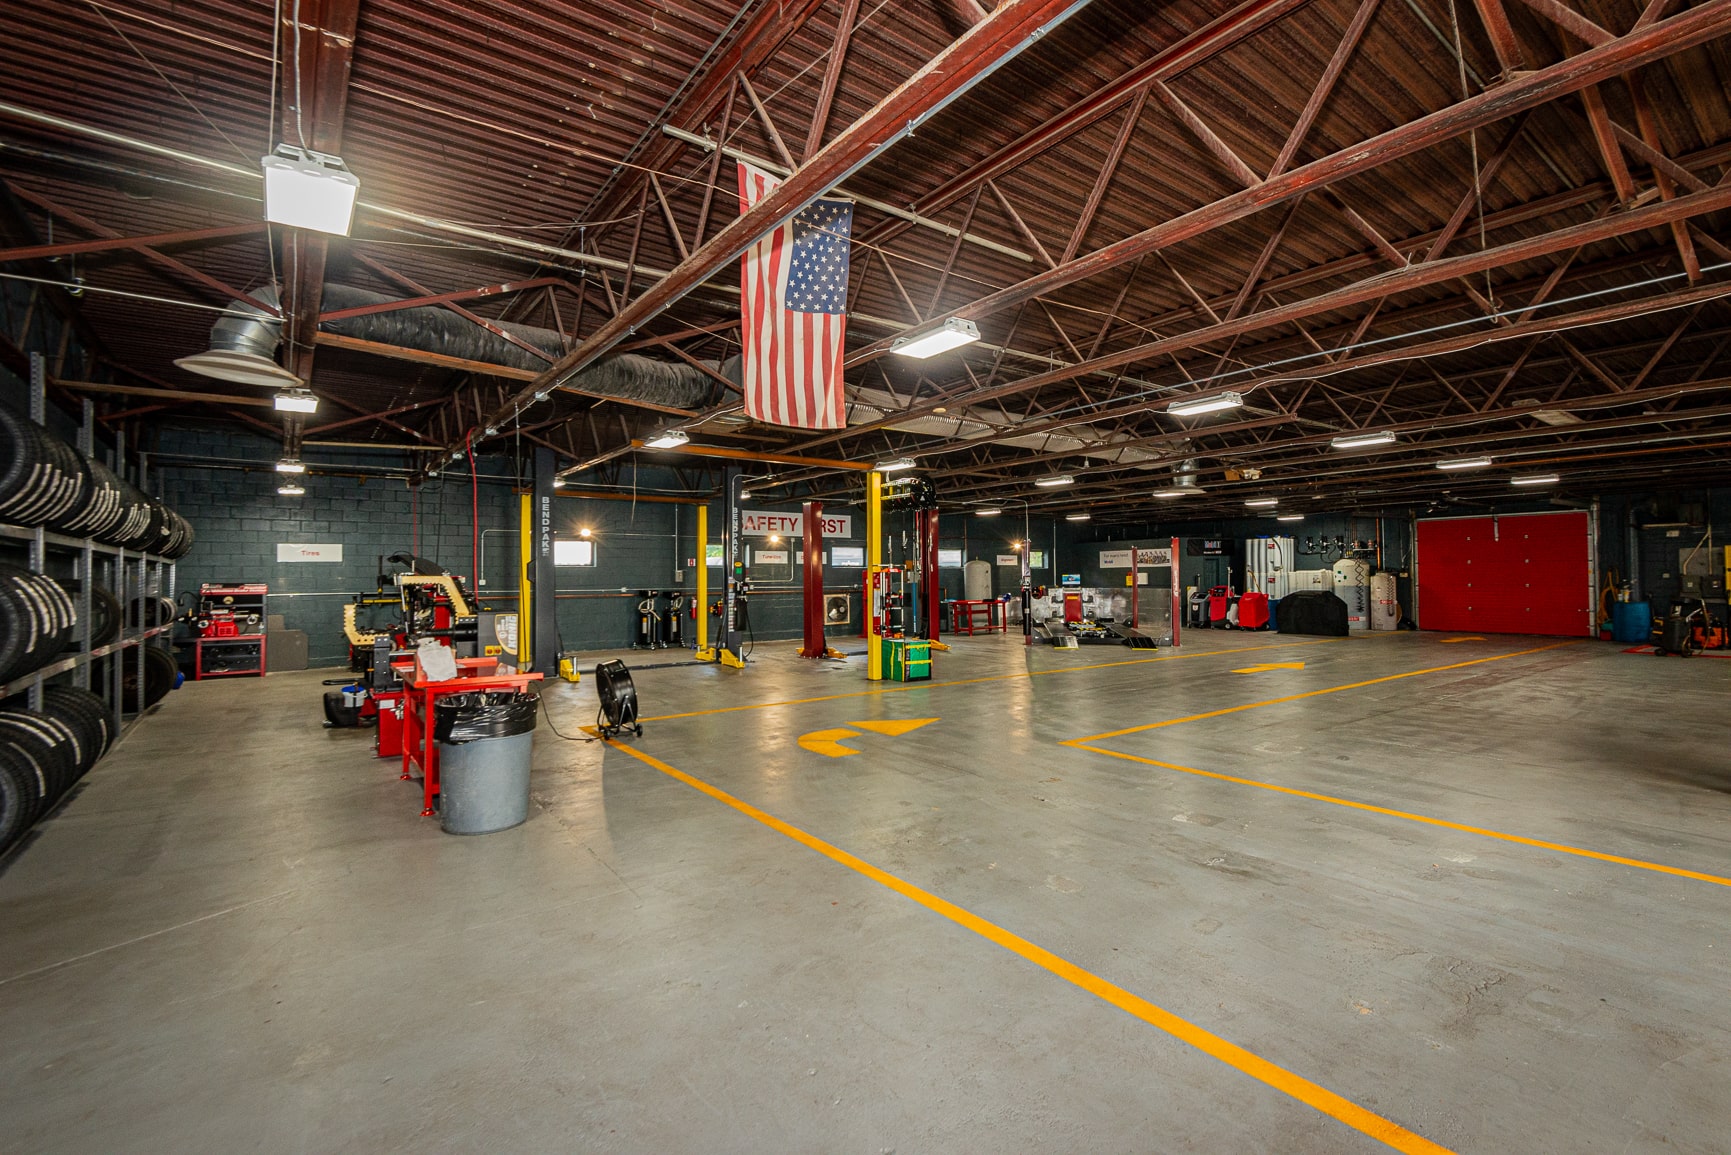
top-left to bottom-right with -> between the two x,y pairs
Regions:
433,691 -> 538,834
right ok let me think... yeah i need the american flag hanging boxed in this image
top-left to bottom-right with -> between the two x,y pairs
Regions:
738,161 -> 852,430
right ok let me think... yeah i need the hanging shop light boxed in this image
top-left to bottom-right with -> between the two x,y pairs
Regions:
275,458 -> 306,473
277,483 -> 305,496
1153,488 -> 1202,498
1065,512 -> 1091,521
874,457 -> 917,472
1277,513 -> 1304,522
1244,497 -> 1278,507
891,316 -> 980,359
1034,474 -> 1074,488
1511,474 -> 1560,486
261,145 -> 360,235
644,429 -> 690,449
1167,391 -> 1242,417
274,389 -> 318,413
1436,456 -> 1493,470
1330,430 -> 1397,449
975,507 -> 1002,517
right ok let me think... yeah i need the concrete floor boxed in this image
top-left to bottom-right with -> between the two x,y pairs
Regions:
1,630 -> 1728,1153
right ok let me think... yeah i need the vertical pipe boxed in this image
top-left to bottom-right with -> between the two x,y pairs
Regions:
695,502 -> 710,656
517,492 -> 533,668
866,471 -> 882,681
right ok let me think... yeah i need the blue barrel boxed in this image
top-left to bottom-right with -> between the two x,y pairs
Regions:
1611,601 -> 1651,644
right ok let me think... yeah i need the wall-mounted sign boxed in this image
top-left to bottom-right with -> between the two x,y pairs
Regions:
753,549 -> 790,566
276,543 -> 342,563
996,554 -> 1019,567
1099,546 -> 1173,569
1060,574 -> 1081,587
739,510 -> 851,538
831,546 -> 865,567
937,548 -> 963,568
1029,550 -> 1047,569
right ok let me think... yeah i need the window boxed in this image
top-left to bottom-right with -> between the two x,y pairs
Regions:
830,545 -> 865,567
554,538 -> 595,566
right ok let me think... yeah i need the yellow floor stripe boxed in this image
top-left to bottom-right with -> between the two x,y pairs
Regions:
606,738 -> 1456,1155
1063,639 -> 1731,887
1066,742 -> 1731,889
1070,641 -> 1576,743
639,637 -> 1342,723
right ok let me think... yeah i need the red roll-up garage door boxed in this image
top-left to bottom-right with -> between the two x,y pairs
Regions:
1416,511 -> 1594,636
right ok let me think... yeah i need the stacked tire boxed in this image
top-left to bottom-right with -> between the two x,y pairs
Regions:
0,403 -> 194,558
0,686 -> 114,854
0,563 -> 76,684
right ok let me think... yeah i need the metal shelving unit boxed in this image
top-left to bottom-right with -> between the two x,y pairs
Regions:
0,353 -> 177,737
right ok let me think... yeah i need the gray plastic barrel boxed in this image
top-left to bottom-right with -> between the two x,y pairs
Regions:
434,691 -> 537,835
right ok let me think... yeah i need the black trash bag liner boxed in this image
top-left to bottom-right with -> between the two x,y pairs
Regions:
434,691 -> 538,744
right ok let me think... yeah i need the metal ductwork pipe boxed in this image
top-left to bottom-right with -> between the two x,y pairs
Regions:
188,285 -> 738,411
1171,454 -> 1200,489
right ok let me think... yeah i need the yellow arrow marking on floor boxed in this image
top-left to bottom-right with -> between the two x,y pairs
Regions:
1439,636 -> 1485,643
797,728 -> 864,757
849,717 -> 938,737
797,718 -> 939,756
1231,662 -> 1305,674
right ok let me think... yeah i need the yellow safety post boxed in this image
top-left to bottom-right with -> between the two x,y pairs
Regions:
517,492 -> 533,669
694,502 -> 714,662
866,470 -> 883,681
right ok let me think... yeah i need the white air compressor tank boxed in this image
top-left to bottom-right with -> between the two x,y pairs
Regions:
963,559 -> 993,602
1331,558 -> 1372,631
1369,571 -> 1399,631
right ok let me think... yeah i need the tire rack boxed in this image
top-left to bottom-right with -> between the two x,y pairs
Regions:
0,353 -> 176,741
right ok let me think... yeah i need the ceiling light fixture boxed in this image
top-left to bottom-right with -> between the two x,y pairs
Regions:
553,478 -> 565,489
1330,430 -> 1397,449
1167,391 -> 1243,417
1436,456 -> 1492,470
1152,488 -> 1202,498
261,145 -> 360,236
274,458 -> 306,474
273,389 -> 318,413
644,429 -> 689,449
891,316 -> 980,359
874,456 -> 917,472
1034,474 -> 1074,488
1277,513 -> 1304,522
1244,497 -> 1279,507
276,483 -> 304,497
975,507 -> 1002,517
1511,474 -> 1560,486
578,527 -> 593,538
1065,512 -> 1091,522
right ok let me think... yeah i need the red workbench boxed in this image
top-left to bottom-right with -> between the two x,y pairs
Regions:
948,599 -> 1008,635
394,659 -> 543,816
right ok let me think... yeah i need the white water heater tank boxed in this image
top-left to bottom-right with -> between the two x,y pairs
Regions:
963,559 -> 993,602
1332,558 -> 1372,631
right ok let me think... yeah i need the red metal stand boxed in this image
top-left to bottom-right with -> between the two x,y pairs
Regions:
396,660 -> 543,816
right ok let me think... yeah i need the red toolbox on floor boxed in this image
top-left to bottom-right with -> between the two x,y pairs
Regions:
1237,591 -> 1270,630
375,690 -> 404,758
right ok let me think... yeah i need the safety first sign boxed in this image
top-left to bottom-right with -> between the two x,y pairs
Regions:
739,510 -> 852,538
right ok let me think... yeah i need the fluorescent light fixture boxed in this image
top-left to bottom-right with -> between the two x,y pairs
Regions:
875,457 -> 917,472
1244,497 -> 1279,507
276,483 -> 304,496
1034,474 -> 1074,488
1511,474 -> 1560,486
975,507 -> 1002,517
1436,456 -> 1492,471
892,316 -> 980,359
1531,409 -> 1582,427
1277,513 -> 1304,522
274,458 -> 306,474
261,145 -> 359,236
644,429 -> 690,449
1330,430 -> 1397,449
1167,391 -> 1243,417
1065,512 -> 1091,522
273,389 -> 318,413
1153,488 -> 1202,498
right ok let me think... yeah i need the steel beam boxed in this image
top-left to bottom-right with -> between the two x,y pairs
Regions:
0,222 -> 264,265
851,3 -> 1731,362
466,0 -> 1097,448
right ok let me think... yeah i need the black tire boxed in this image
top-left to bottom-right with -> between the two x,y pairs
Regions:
0,565 -> 77,684
0,711 -> 79,806
0,744 -> 33,854
43,685 -> 114,763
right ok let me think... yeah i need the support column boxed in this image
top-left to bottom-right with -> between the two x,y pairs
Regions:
530,447 -> 559,674
517,492 -> 533,669
800,501 -> 830,658
866,471 -> 883,681
694,502 -> 710,658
